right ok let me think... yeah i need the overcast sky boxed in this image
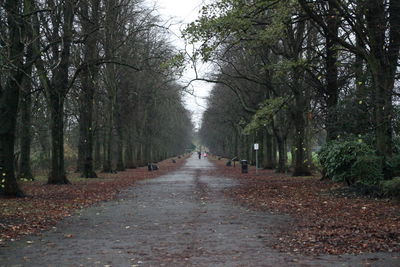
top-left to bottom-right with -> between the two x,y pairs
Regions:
147,0 -> 214,130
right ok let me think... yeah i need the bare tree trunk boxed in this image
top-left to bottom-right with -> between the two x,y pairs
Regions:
263,129 -> 275,169
102,116 -> 113,172
1,0 -> 25,196
18,1 -> 35,180
292,93 -> 312,176
80,77 -> 97,178
48,95 -> 69,184
18,67 -> 34,181
325,3 -> 339,141
101,129 -> 108,170
293,120 -> 311,176
43,0 -> 74,184
76,116 -> 85,172
275,136 -> 287,173
353,33 -> 368,134
116,126 -> 125,171
94,128 -> 102,169
125,134 -> 135,168
365,0 -> 400,178
305,111 -> 313,169
101,0 -> 119,173
79,0 -> 100,178
272,136 -> 277,167
138,144 -> 144,167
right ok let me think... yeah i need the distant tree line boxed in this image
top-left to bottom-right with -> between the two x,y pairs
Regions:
0,0 -> 193,197
185,0 -> 400,179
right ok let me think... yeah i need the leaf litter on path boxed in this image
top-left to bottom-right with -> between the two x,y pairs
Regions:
207,157 -> 400,255
0,157 -> 187,244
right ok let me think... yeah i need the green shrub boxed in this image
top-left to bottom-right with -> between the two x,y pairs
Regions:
351,155 -> 383,185
318,140 -> 383,185
381,177 -> 400,199
386,154 -> 400,177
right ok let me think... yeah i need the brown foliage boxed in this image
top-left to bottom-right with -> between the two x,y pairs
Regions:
209,157 -> 400,255
0,157 -> 187,244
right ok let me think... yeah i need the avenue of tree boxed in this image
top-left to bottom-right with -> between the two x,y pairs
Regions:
0,0 -> 193,197
186,0 -> 400,180
2,0 -> 400,197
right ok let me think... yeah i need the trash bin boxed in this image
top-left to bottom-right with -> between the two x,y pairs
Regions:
241,160 -> 248,173
148,163 -> 158,171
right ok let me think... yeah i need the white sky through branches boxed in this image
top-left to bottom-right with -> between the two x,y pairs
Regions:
147,0 -> 214,130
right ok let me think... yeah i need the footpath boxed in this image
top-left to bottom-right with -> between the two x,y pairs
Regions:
0,155 -> 399,266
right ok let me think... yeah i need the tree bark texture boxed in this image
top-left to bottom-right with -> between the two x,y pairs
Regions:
325,3 -> 339,141
292,94 -> 312,176
79,0 -> 100,178
46,0 -> 74,184
48,95 -> 69,184
18,67 -> 34,181
363,0 -> 400,178
0,0 -> 25,196
275,136 -> 287,173
17,0 -> 37,181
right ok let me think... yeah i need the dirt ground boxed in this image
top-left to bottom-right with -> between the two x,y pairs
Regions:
1,155 -> 399,266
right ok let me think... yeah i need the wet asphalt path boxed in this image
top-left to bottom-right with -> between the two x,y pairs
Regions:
1,155 -> 399,266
